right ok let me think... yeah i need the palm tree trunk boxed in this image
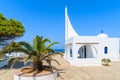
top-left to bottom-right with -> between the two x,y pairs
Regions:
33,61 -> 43,72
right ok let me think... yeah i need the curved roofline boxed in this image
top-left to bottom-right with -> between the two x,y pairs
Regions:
65,7 -> 79,40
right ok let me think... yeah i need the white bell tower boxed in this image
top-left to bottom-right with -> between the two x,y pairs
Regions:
65,4 -> 79,40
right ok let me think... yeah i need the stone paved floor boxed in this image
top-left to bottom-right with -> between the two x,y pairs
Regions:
0,55 -> 120,80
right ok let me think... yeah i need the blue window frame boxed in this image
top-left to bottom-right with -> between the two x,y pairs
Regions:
104,47 -> 108,54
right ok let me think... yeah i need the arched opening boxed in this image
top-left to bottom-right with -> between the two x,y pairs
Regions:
78,45 -> 97,58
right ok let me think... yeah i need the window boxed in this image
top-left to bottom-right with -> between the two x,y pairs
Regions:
70,48 -> 72,57
104,47 -> 108,54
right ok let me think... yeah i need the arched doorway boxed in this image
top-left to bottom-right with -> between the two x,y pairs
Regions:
78,44 -> 97,58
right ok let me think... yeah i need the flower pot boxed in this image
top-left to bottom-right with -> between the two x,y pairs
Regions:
14,67 -> 58,80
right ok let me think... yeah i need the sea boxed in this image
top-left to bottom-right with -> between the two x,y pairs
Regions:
54,49 -> 65,53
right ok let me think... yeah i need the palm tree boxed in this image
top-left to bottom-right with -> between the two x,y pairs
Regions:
0,35 -> 62,73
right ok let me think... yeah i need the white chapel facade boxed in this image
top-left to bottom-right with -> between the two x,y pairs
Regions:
64,6 -> 120,66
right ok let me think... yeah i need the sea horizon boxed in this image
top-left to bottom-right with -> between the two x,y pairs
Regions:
54,49 -> 65,52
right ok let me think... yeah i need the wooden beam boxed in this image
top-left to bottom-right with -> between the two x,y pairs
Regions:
76,42 -> 99,44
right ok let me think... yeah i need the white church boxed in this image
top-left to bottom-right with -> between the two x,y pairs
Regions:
64,6 -> 120,66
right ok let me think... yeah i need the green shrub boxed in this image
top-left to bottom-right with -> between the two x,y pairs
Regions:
102,58 -> 111,66
0,59 -> 3,62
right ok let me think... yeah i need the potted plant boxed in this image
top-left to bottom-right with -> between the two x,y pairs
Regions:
0,35 -> 62,80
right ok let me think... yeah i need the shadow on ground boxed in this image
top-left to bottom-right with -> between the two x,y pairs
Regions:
0,61 -> 33,70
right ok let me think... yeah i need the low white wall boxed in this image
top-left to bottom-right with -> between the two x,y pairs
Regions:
14,71 -> 58,80
109,57 -> 119,61
0,59 -> 7,68
66,58 -> 101,66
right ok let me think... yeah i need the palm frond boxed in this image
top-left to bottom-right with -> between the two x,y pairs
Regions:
40,38 -> 51,52
33,36 -> 42,53
45,59 -> 53,72
23,59 -> 31,66
41,52 -> 63,61
7,57 -> 23,68
33,36 -> 38,51
51,59 -> 60,65
47,49 -> 55,53
10,59 -> 20,68
0,41 -> 22,54
42,38 -> 51,45
55,52 -> 64,57
46,42 -> 59,49
11,47 -> 30,55
19,42 -> 33,51
24,51 -> 36,62
0,54 -> 5,59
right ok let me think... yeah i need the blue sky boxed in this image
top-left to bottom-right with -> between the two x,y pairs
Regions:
0,0 -> 120,49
